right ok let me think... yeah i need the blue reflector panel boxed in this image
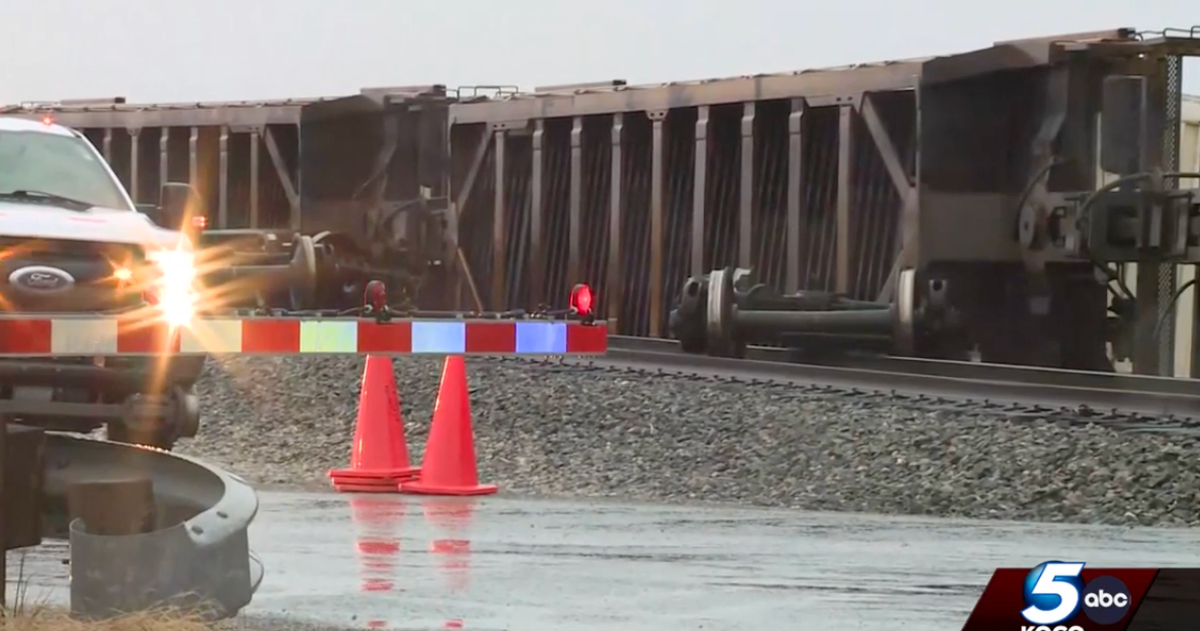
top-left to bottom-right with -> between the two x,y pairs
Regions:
515,321 -> 567,354
411,321 -> 466,354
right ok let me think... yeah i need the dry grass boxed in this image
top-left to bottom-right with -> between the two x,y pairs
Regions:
3,557 -> 216,631
1,607 -> 213,631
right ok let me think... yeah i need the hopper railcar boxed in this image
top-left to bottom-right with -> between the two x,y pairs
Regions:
448,27 -> 1200,376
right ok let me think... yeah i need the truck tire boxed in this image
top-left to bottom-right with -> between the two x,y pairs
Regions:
106,385 -> 199,451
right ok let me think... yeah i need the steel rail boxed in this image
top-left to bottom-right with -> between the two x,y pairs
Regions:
596,336 -> 1200,419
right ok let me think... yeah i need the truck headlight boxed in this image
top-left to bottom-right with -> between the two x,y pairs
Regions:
145,249 -> 198,326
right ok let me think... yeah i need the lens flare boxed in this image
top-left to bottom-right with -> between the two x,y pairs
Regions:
146,249 -> 199,327
156,289 -> 197,327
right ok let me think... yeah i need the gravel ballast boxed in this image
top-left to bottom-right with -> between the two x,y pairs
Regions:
177,355 -> 1200,527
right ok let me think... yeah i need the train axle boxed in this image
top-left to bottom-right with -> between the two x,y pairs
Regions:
669,267 -> 942,358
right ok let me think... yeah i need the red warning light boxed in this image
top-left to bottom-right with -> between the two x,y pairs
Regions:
570,283 -> 594,316
191,215 -> 208,230
363,279 -> 388,312
41,115 -> 53,126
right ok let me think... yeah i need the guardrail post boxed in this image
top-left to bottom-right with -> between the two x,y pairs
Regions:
1,413 -> 6,608
1,417 -> 47,605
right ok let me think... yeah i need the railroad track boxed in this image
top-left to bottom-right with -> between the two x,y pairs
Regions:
576,336 -> 1200,425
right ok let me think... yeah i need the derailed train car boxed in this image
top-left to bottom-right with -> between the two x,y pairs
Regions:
5,27 -> 1200,377
448,27 -> 1200,376
1,86 -> 456,310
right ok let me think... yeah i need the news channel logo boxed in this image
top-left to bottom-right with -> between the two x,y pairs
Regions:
1020,561 -> 1131,630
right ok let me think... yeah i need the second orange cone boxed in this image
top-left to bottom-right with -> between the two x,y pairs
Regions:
329,355 -> 421,492
400,355 -> 497,496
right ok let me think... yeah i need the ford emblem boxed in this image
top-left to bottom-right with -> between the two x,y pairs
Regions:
9,266 -> 75,293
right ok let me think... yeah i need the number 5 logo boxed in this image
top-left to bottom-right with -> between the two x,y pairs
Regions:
1022,561 -> 1085,625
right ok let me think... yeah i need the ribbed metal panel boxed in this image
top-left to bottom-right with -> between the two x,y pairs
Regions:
451,92 -> 916,333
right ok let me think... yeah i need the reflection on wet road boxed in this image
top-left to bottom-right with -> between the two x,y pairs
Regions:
10,491 -> 1200,630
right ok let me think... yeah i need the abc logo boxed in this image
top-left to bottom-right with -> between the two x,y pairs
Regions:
1086,590 -> 1128,608
1022,562 -> 1132,626
1080,575 -> 1131,625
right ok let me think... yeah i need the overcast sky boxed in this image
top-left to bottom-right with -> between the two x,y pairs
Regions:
1,0 -> 1197,104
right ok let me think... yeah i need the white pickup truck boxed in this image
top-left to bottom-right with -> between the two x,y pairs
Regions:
0,116 -> 205,449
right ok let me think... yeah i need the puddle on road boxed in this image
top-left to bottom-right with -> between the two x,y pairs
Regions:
10,491 -> 1200,631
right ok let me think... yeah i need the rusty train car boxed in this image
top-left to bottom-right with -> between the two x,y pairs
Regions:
4,27 -> 1200,376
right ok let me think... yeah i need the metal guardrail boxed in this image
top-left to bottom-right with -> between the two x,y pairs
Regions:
44,435 -> 263,619
600,336 -> 1200,418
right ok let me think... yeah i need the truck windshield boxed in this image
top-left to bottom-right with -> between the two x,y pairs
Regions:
0,129 -> 131,211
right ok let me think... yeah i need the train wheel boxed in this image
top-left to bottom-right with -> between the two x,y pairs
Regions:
892,268 -> 917,356
287,235 -> 318,310
1055,271 -> 1114,372
313,232 -> 370,310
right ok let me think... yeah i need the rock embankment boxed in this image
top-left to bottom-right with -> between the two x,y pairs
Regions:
179,356 -> 1200,527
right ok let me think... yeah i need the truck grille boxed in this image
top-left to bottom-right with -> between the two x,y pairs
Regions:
0,238 -> 143,312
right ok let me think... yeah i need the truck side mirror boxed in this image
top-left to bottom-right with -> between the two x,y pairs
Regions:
1100,75 -> 1148,176
155,182 -> 204,232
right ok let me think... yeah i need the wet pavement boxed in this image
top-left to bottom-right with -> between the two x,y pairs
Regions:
10,490 -> 1200,631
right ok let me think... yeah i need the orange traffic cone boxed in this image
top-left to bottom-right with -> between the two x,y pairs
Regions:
400,356 -> 497,496
329,355 -> 420,492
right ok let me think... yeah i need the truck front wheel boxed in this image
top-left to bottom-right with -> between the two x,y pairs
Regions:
105,385 -> 201,451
